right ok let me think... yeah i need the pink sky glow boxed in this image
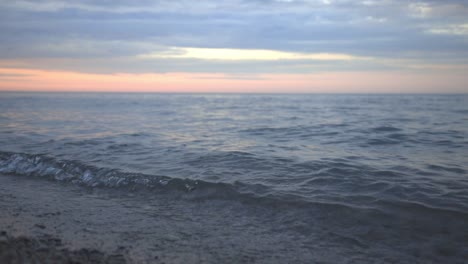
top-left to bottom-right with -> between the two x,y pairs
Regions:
1,68 -> 466,93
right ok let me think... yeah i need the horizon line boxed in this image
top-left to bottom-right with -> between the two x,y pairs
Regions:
1,90 -> 467,95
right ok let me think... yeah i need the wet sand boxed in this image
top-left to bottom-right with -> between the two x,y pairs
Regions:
1,173 -> 467,264
0,174 -> 326,263
0,174 -> 148,263
0,232 -> 126,264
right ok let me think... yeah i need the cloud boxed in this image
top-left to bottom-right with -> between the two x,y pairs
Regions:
0,73 -> 34,79
426,24 -> 468,36
140,47 -> 365,61
0,0 -> 467,76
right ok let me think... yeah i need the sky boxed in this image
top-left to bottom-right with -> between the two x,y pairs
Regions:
0,0 -> 467,93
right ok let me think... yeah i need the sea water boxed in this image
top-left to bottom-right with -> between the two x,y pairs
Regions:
0,92 -> 467,262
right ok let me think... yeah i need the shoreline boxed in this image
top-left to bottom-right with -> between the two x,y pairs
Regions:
1,173 -> 467,263
0,174 -> 322,263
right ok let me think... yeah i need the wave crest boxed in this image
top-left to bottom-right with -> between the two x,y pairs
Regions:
0,151 -> 239,197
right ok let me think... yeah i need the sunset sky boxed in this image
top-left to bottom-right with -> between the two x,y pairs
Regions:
1,0 -> 467,93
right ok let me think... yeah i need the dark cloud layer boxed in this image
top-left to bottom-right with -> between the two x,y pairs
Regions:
0,0 -> 467,73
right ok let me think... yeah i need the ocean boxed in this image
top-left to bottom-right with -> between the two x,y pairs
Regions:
0,92 -> 467,263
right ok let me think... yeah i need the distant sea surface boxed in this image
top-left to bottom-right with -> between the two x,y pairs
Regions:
1,93 -> 467,262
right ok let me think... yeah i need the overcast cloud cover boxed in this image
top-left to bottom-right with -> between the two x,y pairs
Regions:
0,0 -> 467,84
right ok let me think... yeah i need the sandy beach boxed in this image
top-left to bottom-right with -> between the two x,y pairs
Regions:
0,174 -> 149,263
0,173 -> 329,263
2,172 -> 468,264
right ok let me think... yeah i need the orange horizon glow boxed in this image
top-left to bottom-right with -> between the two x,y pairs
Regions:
1,67 -> 467,93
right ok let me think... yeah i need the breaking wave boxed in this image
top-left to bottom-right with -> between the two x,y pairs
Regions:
0,151 -> 242,198
1,151 -> 467,218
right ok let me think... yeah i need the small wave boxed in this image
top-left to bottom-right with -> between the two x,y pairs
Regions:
184,151 -> 270,170
1,151 -> 467,217
378,199 -> 468,217
240,126 -> 298,135
106,142 -> 143,151
64,139 -> 105,146
371,126 -> 402,132
0,151 -> 388,213
452,109 -> 468,114
365,138 -> 400,146
427,164 -> 466,174
240,124 -> 347,138
386,133 -> 409,140
0,151 -> 236,196
121,132 -> 152,137
0,151 -> 357,212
